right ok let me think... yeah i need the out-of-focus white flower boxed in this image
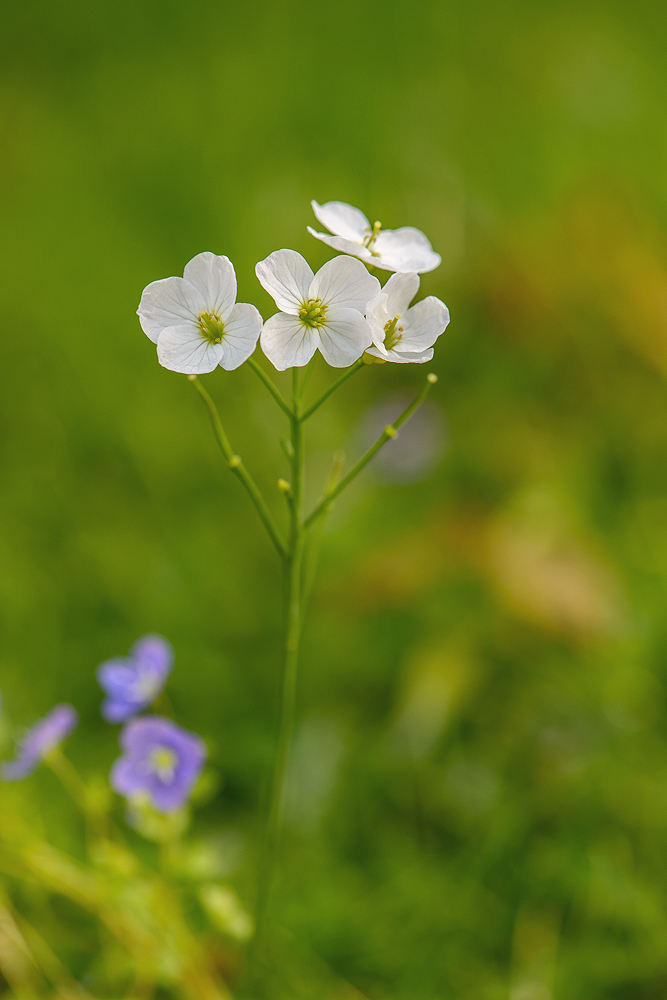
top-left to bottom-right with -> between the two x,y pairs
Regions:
255,249 -> 380,370
364,272 -> 449,364
307,200 -> 441,273
137,252 -> 262,375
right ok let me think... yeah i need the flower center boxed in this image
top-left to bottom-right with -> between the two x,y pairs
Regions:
198,311 -> 225,344
133,675 -> 160,703
299,298 -> 327,328
383,314 -> 404,351
363,220 -> 382,255
149,745 -> 178,783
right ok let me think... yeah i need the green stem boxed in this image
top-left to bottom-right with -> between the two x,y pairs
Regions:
45,749 -> 87,806
45,749 -> 108,840
247,357 -> 293,418
301,449 -> 345,615
252,368 -> 306,968
303,373 -> 437,529
192,378 -> 287,560
301,359 -> 365,421
299,355 -> 317,398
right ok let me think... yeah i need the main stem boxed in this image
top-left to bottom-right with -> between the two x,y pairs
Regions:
253,369 -> 305,965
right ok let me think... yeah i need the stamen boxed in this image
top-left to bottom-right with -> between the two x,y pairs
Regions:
383,314 -> 404,351
298,297 -> 328,328
363,220 -> 382,250
198,311 -> 225,344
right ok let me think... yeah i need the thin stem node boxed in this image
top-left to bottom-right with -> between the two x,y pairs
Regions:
303,372 -> 437,529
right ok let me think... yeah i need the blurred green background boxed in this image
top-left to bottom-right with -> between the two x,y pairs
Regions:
3,0 -> 667,996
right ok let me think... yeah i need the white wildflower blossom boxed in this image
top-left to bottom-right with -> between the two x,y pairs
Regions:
255,249 -> 380,370
307,200 -> 441,273
137,252 -> 262,375
364,272 -> 449,364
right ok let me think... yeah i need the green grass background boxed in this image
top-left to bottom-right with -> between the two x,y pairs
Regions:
3,0 -> 667,995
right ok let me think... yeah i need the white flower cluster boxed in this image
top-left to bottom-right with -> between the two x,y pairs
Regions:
137,200 -> 450,374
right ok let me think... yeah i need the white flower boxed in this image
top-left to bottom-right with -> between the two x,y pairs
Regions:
364,272 -> 450,364
307,200 -> 441,274
137,252 -> 262,375
255,250 -> 380,370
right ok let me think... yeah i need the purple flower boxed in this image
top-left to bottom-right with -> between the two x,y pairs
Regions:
97,634 -> 173,723
110,715 -> 206,813
2,704 -> 78,781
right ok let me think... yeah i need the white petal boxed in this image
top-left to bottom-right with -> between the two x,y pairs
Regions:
157,324 -> 223,374
316,306 -> 372,368
382,271 -> 420,317
218,303 -> 263,371
373,227 -> 442,273
401,296 -> 450,351
183,252 -> 237,322
137,277 -> 206,344
365,290 -> 389,317
260,312 -> 319,370
367,326 -> 389,355
307,228 -> 377,262
255,250 -> 313,314
309,256 -> 380,313
364,292 -> 390,352
311,200 -> 370,241
384,347 -> 435,364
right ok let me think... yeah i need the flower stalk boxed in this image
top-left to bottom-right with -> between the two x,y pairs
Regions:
252,369 -> 306,962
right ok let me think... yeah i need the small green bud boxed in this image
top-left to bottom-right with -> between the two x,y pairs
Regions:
280,437 -> 295,460
427,373 -> 438,384
384,424 -> 397,438
228,455 -> 242,468
277,478 -> 291,494
187,374 -> 198,381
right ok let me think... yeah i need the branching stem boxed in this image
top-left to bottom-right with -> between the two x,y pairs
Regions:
301,359 -> 365,420
247,357 -> 293,418
198,362 -> 437,997
303,373 -> 437,529
192,378 -> 287,559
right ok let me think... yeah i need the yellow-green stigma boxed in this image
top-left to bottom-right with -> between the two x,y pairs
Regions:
383,314 -> 404,351
150,746 -> 177,782
363,220 -> 382,255
299,297 -> 327,328
198,310 -> 225,344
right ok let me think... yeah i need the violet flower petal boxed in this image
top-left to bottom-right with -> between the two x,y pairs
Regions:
110,715 -> 206,814
2,704 -> 78,781
97,634 -> 173,723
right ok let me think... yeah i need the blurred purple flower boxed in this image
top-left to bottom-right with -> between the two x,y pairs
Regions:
97,634 -> 173,723
110,715 -> 206,813
2,704 -> 78,781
